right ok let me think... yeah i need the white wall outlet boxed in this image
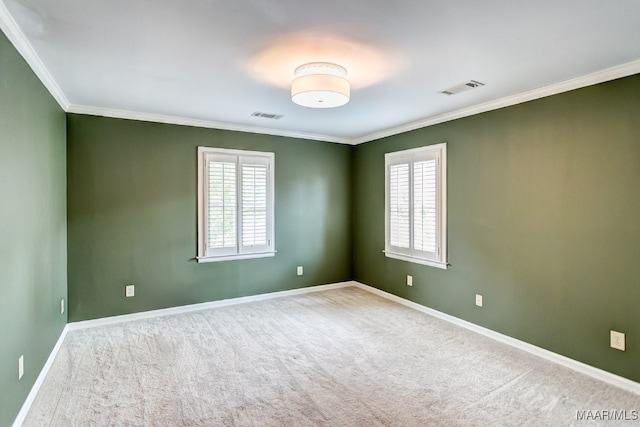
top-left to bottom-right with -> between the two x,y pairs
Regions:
125,284 -> 135,297
610,330 -> 626,351
406,275 -> 413,286
61,299 -> 65,314
18,355 -> 24,380
297,266 -> 303,276
475,294 -> 483,307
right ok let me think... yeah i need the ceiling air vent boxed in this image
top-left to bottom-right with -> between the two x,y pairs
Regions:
251,111 -> 284,120
439,80 -> 485,96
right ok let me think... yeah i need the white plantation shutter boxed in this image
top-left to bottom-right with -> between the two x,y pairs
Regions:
413,159 -> 437,253
240,157 -> 269,251
385,143 -> 447,269
198,147 -> 274,262
389,163 -> 410,249
207,158 -> 237,253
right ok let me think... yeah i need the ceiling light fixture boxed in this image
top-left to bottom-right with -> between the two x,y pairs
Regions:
291,62 -> 350,108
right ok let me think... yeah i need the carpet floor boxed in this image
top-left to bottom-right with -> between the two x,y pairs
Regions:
23,286 -> 640,426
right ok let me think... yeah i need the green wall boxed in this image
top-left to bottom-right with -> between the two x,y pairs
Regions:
4,20 -> 640,421
66,114 -> 352,321
353,74 -> 640,382
0,32 -> 67,425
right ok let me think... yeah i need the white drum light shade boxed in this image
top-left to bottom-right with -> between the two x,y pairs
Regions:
291,62 -> 350,108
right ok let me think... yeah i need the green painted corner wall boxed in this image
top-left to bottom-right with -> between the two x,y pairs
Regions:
66,114 -> 353,321
4,17 -> 640,421
0,32 -> 67,425
353,74 -> 640,382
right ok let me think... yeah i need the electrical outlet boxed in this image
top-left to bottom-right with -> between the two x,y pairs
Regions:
297,266 -> 303,276
125,284 -> 135,298
475,294 -> 483,307
406,275 -> 413,286
61,299 -> 65,314
610,330 -> 626,351
18,355 -> 24,380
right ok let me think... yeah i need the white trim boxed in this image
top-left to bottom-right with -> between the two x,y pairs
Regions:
1,0 -> 639,148
67,104 -> 352,144
67,60 -> 640,146
197,147 -> 275,261
0,1 -> 69,110
11,281 -> 353,426
196,251 -> 276,263
352,281 -> 640,396
66,281 -> 355,331
385,143 -> 447,268
383,251 -> 447,269
352,59 -> 640,145
68,54 -> 640,146
197,147 -> 273,158
12,279 -> 640,426
12,325 -> 69,427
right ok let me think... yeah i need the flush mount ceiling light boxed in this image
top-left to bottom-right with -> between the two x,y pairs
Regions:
291,62 -> 350,108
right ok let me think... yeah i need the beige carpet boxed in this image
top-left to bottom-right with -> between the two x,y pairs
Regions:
24,287 -> 640,426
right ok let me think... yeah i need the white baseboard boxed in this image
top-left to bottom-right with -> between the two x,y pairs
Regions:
352,281 -> 640,396
12,281 -> 353,426
12,325 -> 69,427
13,279 -> 639,427
66,281 -> 354,331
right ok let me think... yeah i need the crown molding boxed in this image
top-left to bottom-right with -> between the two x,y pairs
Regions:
351,59 -> 640,145
3,0 -> 638,146
69,60 -> 640,146
0,0 -> 69,110
67,104 -> 352,144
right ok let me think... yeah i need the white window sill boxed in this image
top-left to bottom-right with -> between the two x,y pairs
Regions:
197,251 -> 276,263
383,250 -> 448,269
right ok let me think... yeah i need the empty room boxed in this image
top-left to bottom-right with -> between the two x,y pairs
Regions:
2,0 -> 640,425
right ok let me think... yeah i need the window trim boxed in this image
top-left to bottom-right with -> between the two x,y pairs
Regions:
384,143 -> 447,269
197,146 -> 275,263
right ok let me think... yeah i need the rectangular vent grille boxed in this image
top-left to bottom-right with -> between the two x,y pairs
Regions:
439,80 -> 485,96
251,111 -> 284,120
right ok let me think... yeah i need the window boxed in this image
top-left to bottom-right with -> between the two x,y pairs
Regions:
385,143 -> 447,269
197,147 -> 275,262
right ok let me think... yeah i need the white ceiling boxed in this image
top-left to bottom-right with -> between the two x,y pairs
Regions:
2,0 -> 640,144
